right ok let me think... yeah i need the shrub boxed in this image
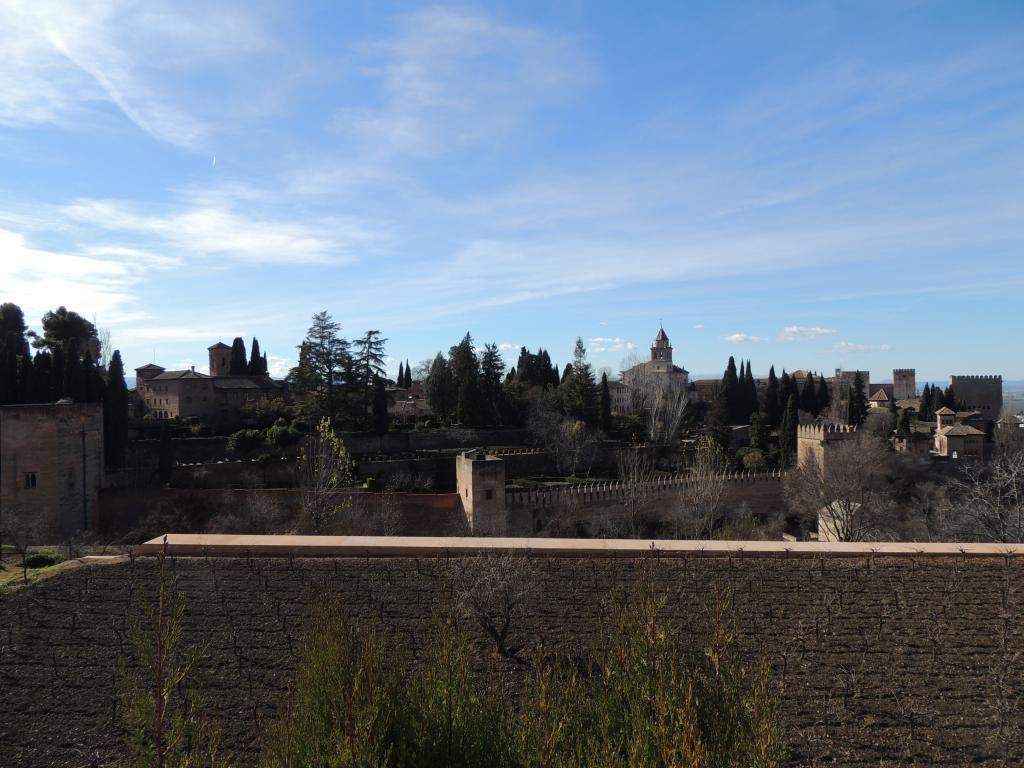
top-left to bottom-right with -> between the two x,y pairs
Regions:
21,552 -> 60,569
226,428 -> 265,454
737,447 -> 767,470
267,418 -> 301,449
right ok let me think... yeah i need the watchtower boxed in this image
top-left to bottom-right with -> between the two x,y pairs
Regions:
456,450 -> 507,535
950,375 -> 1002,421
208,342 -> 232,377
797,423 -> 858,478
893,369 -> 916,400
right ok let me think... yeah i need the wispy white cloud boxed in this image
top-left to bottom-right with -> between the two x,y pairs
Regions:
0,1 -> 270,147
833,341 -> 896,354
587,337 -> 638,354
723,333 -> 767,344
497,342 -> 521,352
330,6 -> 591,157
780,325 -> 837,341
693,324 -> 705,330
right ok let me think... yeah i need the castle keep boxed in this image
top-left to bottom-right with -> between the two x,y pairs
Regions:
950,375 -> 1002,420
0,401 -> 103,540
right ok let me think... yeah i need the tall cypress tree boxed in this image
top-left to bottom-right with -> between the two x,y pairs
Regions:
919,383 -> 932,421
479,343 -> 506,426
721,356 -> 740,423
778,370 -> 797,419
778,394 -> 798,466
104,350 -> 129,468
817,375 -> 831,416
763,366 -> 780,428
744,360 -> 758,421
848,372 -> 869,426
599,372 -> 612,433
800,372 -> 819,415
397,361 -> 404,387
404,360 -> 412,388
249,337 -> 266,375
229,337 -> 248,375
372,377 -> 389,434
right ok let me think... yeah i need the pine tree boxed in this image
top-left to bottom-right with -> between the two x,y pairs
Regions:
561,363 -> 574,384
599,372 -> 612,433
288,311 -> 350,425
479,343 -> 506,426
104,350 -> 129,468
0,338 -> 17,405
449,333 -> 483,426
229,337 -> 248,375
763,366 -> 780,428
0,302 -> 27,339
31,352 -> 54,403
778,394 -> 798,465
397,361 -> 404,387
562,338 -> 598,426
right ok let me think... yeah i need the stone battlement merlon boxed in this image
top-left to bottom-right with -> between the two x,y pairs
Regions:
134,534 -> 1024,559
950,374 -> 1002,381
893,368 -> 916,374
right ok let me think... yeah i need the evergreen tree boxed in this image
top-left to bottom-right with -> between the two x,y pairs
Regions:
449,333 -> 483,426
763,366 -> 780,428
372,377 -> 389,434
353,330 -> 389,424
0,302 -> 27,339
31,352 -> 54,403
405,360 -> 412,388
561,363 -> 574,384
816,375 -> 831,416
0,339 -> 17,405
562,338 -> 598,425
721,356 -> 740,423
599,372 -> 612,433
63,340 -> 84,400
930,385 -> 946,416
944,384 -> 960,411
397,361 -> 404,387
104,350 -> 129,468
800,372 -> 819,415
249,338 -> 267,375
849,372 -> 869,426
778,370 -> 797,420
705,391 -> 732,454
51,345 -> 66,400
229,337 -> 248,375
750,412 -> 771,452
744,360 -> 759,420
425,353 -> 456,423
479,342 -> 506,426
778,395 -> 798,466
16,348 -> 32,403
31,306 -> 97,358
287,311 -> 350,425
919,383 -> 932,421
896,408 -> 911,435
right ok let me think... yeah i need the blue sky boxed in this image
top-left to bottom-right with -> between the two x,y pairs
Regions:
1,1 -> 1022,382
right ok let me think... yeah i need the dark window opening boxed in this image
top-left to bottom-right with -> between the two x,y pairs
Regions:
24,472 -> 37,489
485,489 -> 494,500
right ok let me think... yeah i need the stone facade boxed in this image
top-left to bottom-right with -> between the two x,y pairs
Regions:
932,407 -> 986,458
618,326 -> 690,414
796,423 -> 858,476
950,375 -> 1002,421
0,401 -> 103,540
893,368 -> 916,400
455,450 -> 507,535
134,342 -> 284,426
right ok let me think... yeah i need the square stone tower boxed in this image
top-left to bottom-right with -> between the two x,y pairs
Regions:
893,369 -> 916,400
456,450 -> 507,536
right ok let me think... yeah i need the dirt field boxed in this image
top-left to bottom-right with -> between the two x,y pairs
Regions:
1,551 -> 1022,766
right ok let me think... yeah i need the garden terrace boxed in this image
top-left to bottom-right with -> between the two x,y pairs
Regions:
2,535 -> 1023,766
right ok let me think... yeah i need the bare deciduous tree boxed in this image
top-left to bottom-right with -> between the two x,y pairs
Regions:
451,551 -> 538,662
784,436 -> 895,541
616,447 -> 655,537
946,451 -> 1024,543
296,417 -> 355,534
669,436 -> 729,539
620,353 -> 690,444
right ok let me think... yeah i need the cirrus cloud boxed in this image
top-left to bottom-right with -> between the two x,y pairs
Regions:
780,325 -> 837,341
